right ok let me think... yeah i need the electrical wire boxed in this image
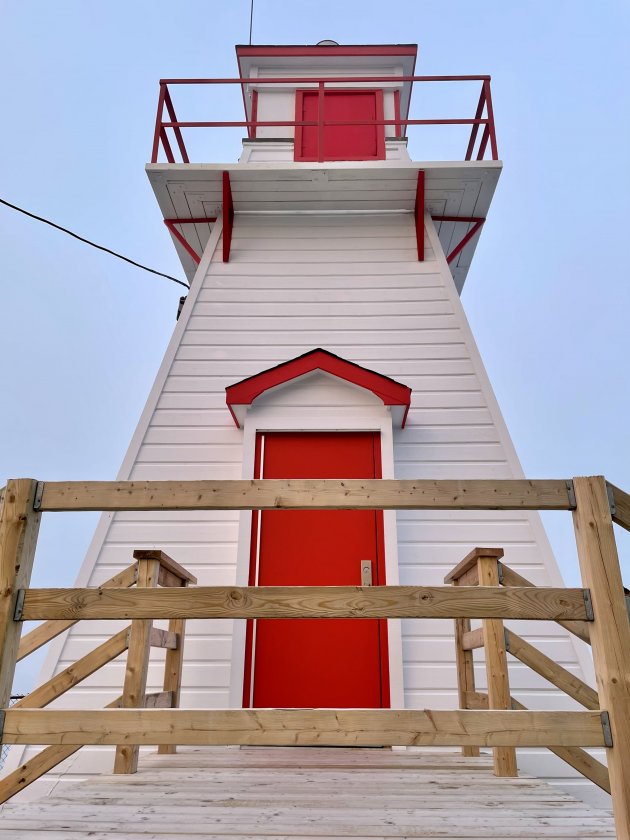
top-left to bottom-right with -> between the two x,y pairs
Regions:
0,197 -> 190,290
249,0 -> 254,44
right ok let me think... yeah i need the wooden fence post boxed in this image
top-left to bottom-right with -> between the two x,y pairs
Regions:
113,555 -> 160,774
477,549 -> 517,777
572,476 -> 630,839
0,479 -> 41,714
453,577 -> 479,757
158,579 -> 189,755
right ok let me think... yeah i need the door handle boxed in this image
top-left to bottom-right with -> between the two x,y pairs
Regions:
360,560 -> 373,586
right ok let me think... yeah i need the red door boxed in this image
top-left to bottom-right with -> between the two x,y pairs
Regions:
243,432 -> 389,708
295,89 -> 386,162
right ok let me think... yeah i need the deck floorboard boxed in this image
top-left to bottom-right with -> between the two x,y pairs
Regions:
0,747 -> 615,839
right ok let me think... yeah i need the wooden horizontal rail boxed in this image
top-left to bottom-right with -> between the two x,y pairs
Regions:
18,585 -> 591,621
609,482 -> 630,533
35,479 -> 575,512
465,691 -> 610,793
16,563 -> 138,661
0,708 -> 607,747
505,630 -> 599,710
498,563 -> 591,643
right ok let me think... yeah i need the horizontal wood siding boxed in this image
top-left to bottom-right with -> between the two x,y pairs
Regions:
8,212 -> 605,807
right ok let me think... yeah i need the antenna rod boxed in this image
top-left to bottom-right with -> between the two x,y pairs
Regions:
249,0 -> 254,45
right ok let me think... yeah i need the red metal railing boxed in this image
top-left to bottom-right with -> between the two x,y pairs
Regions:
150,75 -> 498,164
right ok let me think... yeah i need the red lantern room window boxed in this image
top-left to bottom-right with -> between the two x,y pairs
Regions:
294,88 -> 386,162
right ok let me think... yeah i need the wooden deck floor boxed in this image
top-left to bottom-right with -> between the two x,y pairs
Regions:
0,747 -> 616,839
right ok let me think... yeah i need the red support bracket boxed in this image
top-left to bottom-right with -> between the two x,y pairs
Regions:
431,216 -> 486,264
222,171 -> 234,262
415,170 -> 425,261
164,217 -> 217,265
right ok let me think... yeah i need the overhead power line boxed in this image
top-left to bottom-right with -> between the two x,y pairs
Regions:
0,197 -> 190,290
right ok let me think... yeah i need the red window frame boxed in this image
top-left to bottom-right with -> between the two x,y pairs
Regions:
294,88 -> 386,163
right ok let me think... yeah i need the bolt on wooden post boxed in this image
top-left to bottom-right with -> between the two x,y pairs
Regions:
476,548 -> 518,777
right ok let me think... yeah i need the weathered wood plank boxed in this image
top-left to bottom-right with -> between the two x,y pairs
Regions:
17,563 -> 138,661
572,476 -> 630,837
133,549 -> 197,584
608,481 -> 630,533
444,547 -> 503,583
1,708 -> 607,747
0,479 -> 41,712
149,627 -> 178,649
13,628 -> 129,710
19,585 -> 590,621
505,629 -> 599,710
158,580 -> 189,755
143,690 -> 174,708
114,556 -> 160,774
478,553 -> 517,777
37,479 -> 574,512
461,627 -> 484,650
452,575 -> 479,757
499,562 -> 591,643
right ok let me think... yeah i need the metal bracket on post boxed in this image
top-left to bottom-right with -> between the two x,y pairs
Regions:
497,562 -> 504,586
503,627 -> 511,652
0,709 -> 5,740
13,589 -> 26,622
565,480 -> 577,510
32,481 -> 45,511
605,482 -> 617,517
582,589 -> 594,622
600,711 -> 613,748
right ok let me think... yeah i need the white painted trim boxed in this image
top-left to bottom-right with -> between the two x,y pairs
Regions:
424,211 -> 596,687
228,398 -> 404,711
2,220 -> 225,778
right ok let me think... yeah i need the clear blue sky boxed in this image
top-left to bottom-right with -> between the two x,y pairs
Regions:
2,1 -> 629,689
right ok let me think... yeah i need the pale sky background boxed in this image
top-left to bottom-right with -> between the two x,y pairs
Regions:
1,0 -> 629,690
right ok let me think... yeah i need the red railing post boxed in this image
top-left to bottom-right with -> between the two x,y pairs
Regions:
465,84 -> 486,161
151,83 -> 167,163
483,79 -> 499,160
163,86 -> 190,164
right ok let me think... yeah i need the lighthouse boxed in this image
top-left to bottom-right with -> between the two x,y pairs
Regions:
9,42 -> 604,805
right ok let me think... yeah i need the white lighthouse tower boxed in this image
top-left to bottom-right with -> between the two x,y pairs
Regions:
10,42 -> 604,805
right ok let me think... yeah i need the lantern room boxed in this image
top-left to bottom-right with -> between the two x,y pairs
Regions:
236,43 -> 417,164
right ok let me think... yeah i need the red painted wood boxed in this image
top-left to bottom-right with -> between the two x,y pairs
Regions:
222,171 -> 234,262
226,348 -> 411,427
295,89 -> 385,162
244,432 -> 389,709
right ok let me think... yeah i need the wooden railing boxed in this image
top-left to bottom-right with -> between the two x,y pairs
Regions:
0,477 -> 629,837
0,548 -> 195,801
446,547 -> 609,792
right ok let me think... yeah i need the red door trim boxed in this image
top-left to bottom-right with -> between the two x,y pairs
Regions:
242,431 -> 390,709
294,88 -> 386,163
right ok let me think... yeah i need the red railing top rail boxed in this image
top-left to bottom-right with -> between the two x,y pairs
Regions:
151,75 -> 498,164
158,74 -> 492,84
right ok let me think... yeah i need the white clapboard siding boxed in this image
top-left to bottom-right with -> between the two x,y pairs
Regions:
6,211 -> 605,809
